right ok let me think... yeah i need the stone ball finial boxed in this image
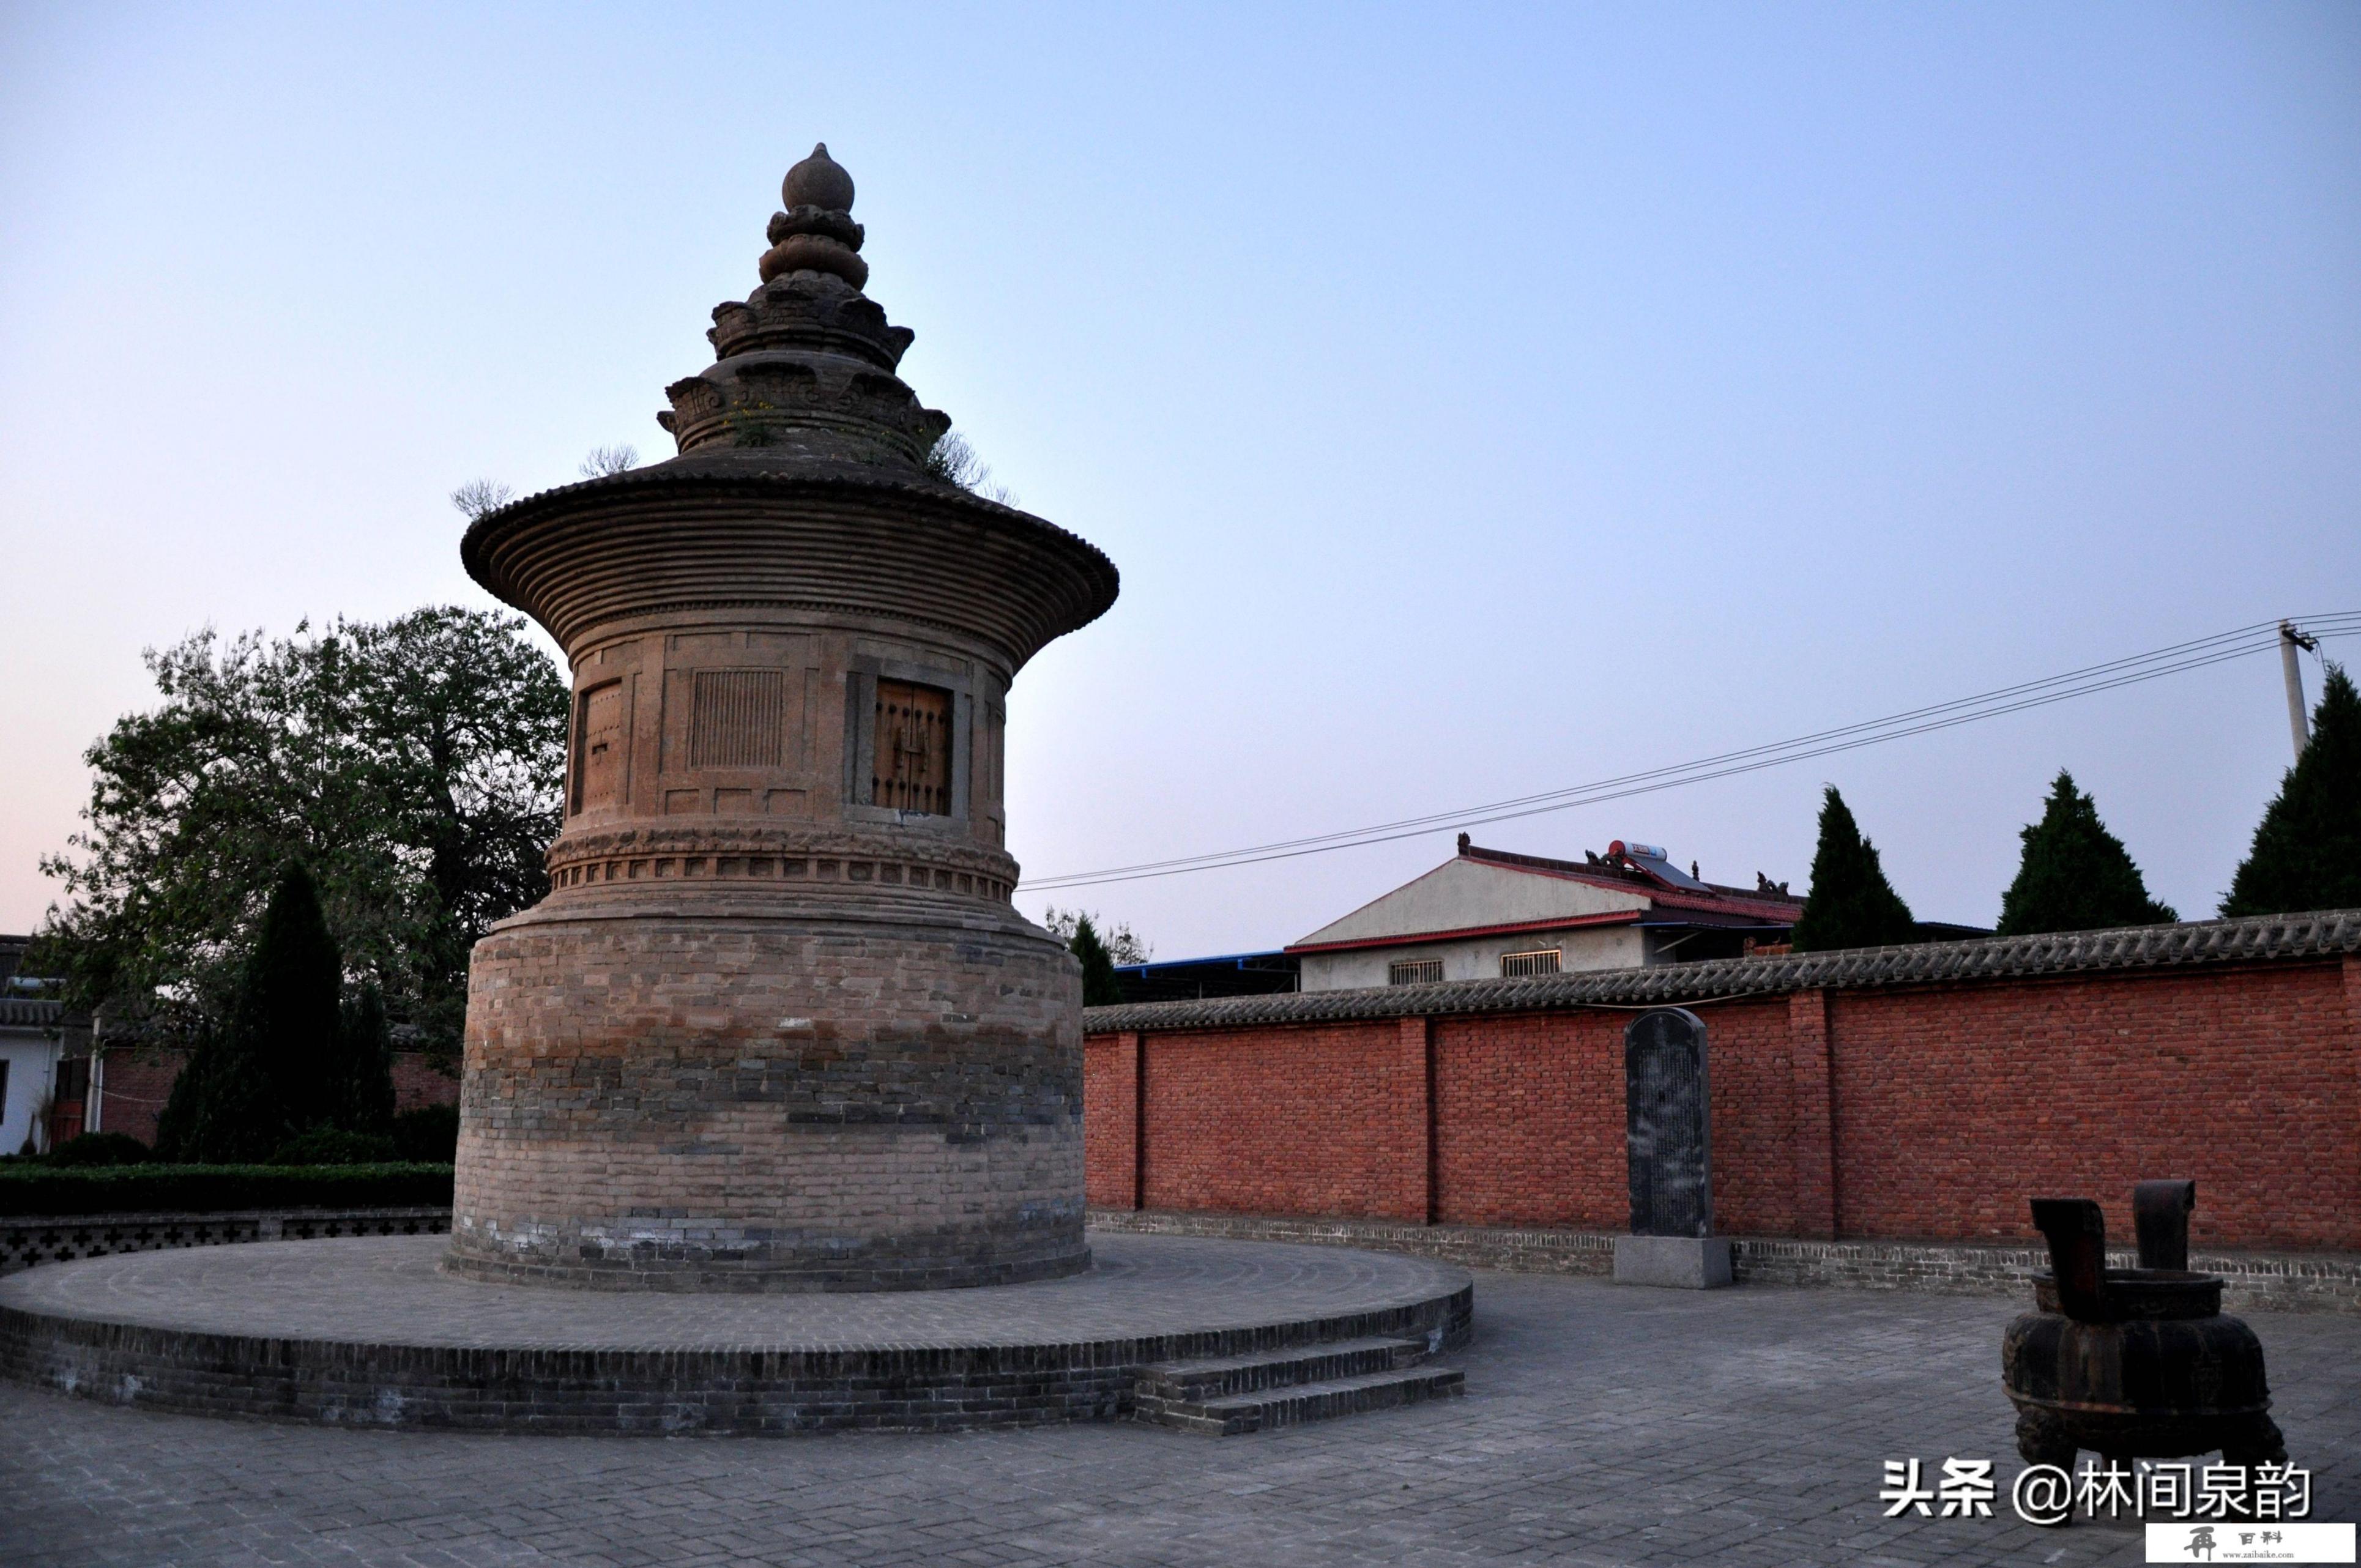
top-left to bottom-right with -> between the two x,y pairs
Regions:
761,143 -> 869,288
782,143 -> 855,214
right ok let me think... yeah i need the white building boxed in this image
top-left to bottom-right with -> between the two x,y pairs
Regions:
1287,836 -> 1805,992
0,935 -> 87,1155
0,997 -> 65,1156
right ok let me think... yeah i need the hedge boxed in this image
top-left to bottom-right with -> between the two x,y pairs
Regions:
0,1162 -> 454,1217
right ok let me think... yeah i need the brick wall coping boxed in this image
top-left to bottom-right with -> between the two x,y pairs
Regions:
1081,907 -> 2361,1033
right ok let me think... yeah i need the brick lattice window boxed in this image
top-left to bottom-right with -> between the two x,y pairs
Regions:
873,680 -> 953,815
1500,949 -> 1563,978
1387,958 -> 1444,986
690,669 -> 787,770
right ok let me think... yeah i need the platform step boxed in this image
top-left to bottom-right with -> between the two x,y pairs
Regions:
1137,1336 -> 1429,1403
1136,1364 -> 1465,1435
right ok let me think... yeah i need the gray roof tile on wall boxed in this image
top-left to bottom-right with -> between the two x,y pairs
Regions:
0,997 -> 65,1030
1080,908 -> 2361,1034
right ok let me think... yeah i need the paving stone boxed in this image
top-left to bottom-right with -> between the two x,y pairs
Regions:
0,1234 -> 1471,1433
2,1270 -> 2353,1566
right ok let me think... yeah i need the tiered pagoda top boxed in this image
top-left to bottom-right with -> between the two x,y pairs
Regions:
656,144 -> 951,470
458,144 -> 1115,671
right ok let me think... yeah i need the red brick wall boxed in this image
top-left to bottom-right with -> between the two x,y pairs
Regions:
1823,965 -> 2355,1251
91,1050 -> 183,1148
1430,1010 -> 1621,1230
1082,1033 -> 1138,1208
90,1047 -> 458,1150
1135,1020 -> 1423,1221
391,1052 -> 461,1117
1084,958 -> 2361,1252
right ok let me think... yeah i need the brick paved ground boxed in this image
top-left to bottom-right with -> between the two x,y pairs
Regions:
0,1234 -> 1465,1349
2,1269 -> 2353,1566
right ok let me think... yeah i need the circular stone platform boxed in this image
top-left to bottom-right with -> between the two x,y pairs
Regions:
0,1232 -> 1472,1434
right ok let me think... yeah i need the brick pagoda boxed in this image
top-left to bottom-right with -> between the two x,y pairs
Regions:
448,146 -> 1118,1290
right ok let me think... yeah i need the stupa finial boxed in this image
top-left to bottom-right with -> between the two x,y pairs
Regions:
761,143 -> 867,288
783,143 -> 855,212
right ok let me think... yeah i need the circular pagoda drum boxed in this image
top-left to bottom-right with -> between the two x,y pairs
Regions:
445,146 -> 1118,1291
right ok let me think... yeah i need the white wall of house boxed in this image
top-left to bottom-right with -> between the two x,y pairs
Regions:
1298,923 -> 1648,992
1294,857 -> 1649,948
0,1033 -> 60,1156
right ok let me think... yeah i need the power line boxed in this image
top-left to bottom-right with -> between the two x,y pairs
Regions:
1022,612 -> 2359,893
1043,616 -> 2340,880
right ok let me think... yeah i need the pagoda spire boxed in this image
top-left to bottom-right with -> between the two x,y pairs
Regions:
760,143 -> 868,290
654,144 -> 948,469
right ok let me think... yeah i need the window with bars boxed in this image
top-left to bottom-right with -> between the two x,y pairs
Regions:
1500,948 -> 1563,978
690,669 -> 787,770
872,679 -> 954,815
1387,958 -> 1444,986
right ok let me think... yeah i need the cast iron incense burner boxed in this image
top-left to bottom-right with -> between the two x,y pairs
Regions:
2002,1181 -> 2286,1477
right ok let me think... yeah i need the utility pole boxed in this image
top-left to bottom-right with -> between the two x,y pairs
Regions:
2280,620 -> 2319,760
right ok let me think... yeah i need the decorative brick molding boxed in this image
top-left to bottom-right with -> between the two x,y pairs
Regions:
1,1208 -> 450,1277
1087,1209 -> 2361,1315
545,824 -> 1019,904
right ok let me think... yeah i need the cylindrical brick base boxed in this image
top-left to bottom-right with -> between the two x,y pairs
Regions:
446,894 -> 1089,1291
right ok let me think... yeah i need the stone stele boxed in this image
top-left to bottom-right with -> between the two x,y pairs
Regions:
446,144 -> 1119,1291
1613,1007 -> 1732,1288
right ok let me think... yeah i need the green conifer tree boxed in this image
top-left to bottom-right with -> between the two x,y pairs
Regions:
154,860 -> 345,1161
1068,914 -> 1126,1008
332,982 -> 399,1135
2222,665 -> 2361,916
1995,771 -> 2177,935
1791,786 -> 1919,953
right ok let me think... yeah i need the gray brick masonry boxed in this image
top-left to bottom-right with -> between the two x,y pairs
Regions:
1090,1208 -> 2361,1314
0,1232 -> 1470,1434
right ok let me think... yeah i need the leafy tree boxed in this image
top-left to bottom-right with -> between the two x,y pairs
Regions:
336,608 -> 571,1045
34,608 -> 567,1052
330,983 -> 398,1136
155,861 -> 405,1162
1041,907 -> 1151,966
2222,665 -> 2361,916
1996,771 -> 2177,935
391,1102 -> 460,1163
1065,914 -> 1126,1008
1791,786 -> 1919,952
269,1128 -> 398,1165
155,861 -> 344,1162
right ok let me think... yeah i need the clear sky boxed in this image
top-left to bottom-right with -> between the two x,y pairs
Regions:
4,3 -> 2357,960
